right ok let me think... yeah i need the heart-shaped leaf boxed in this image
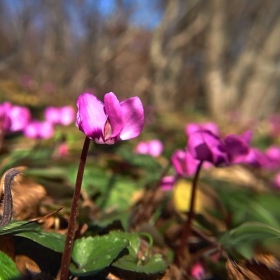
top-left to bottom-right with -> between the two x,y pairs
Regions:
70,235 -> 129,276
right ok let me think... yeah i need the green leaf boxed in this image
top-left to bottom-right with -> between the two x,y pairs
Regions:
0,220 -> 40,235
219,222 -> 280,258
70,235 -> 129,276
0,251 -> 20,279
15,231 -> 65,253
109,231 -> 140,258
93,211 -> 130,232
110,231 -> 167,274
25,167 -> 67,179
113,254 -> 167,274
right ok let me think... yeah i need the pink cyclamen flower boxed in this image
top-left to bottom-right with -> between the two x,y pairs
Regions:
188,130 -> 229,166
172,150 -> 200,177
188,130 -> 251,166
190,262 -> 205,280
8,105 -> 31,132
44,106 -> 75,126
24,121 -> 54,139
186,122 -> 220,137
136,139 -> 163,157
76,92 -> 144,144
159,176 -> 176,191
0,102 -> 31,132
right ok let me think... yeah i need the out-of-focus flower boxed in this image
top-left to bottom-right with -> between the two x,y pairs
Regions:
224,131 -> 251,162
190,262 -> 205,280
188,130 -> 251,166
188,130 -> 229,166
24,121 -> 54,139
58,142 -> 69,157
159,176 -> 176,191
0,102 -> 12,131
0,102 -> 30,132
60,106 -> 75,126
44,106 -> 75,126
8,105 -> 31,132
76,92 -> 144,144
172,150 -> 199,176
264,146 -> 280,169
186,122 -> 220,136
135,139 -> 163,157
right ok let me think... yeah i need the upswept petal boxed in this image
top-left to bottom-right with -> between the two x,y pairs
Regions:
104,92 -> 124,139
224,134 -> 249,159
76,93 -> 107,140
188,130 -> 228,166
119,97 -> 144,140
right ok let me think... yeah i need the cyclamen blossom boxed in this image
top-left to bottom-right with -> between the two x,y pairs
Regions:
186,122 -> 220,136
44,106 -> 75,126
187,129 -> 251,166
135,139 -> 163,157
24,121 -> 54,139
159,176 -> 176,191
76,92 -> 144,144
172,150 -> 199,177
0,102 -> 30,132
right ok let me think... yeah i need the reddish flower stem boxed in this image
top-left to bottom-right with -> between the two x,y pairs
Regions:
60,136 -> 91,279
177,161 -> 203,266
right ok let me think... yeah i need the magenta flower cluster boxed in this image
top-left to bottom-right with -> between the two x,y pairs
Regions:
0,102 -> 75,139
158,121 -> 280,191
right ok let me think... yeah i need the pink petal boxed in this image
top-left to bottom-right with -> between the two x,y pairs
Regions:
119,97 -> 144,140
104,92 -> 124,139
135,142 -> 149,154
60,106 -> 75,126
148,139 -> 163,157
76,93 -> 107,140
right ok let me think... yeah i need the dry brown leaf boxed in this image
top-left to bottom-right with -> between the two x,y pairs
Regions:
207,165 -> 266,191
227,255 -> 280,280
226,259 -> 260,280
15,254 -> 41,275
0,167 -> 46,220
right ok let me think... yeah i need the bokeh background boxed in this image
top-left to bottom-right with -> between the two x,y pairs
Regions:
1,0 -> 280,123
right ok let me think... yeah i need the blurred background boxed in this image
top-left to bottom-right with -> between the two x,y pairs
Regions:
1,0 -> 280,124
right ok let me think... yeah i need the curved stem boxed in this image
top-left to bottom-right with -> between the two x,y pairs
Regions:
177,161 -> 203,266
60,136 -> 91,280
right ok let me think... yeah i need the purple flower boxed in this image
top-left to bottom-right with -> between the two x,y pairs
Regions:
0,102 -> 30,132
76,92 -> 144,144
188,130 -> 229,166
44,106 -> 75,126
186,122 -> 220,136
0,102 -> 12,131
24,120 -> 54,139
135,139 -> 163,157
264,146 -> 280,169
190,262 -> 205,280
188,129 -> 252,166
8,105 -> 31,132
44,107 -> 60,124
172,150 -> 200,176
159,176 -> 176,191
224,131 -> 251,162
